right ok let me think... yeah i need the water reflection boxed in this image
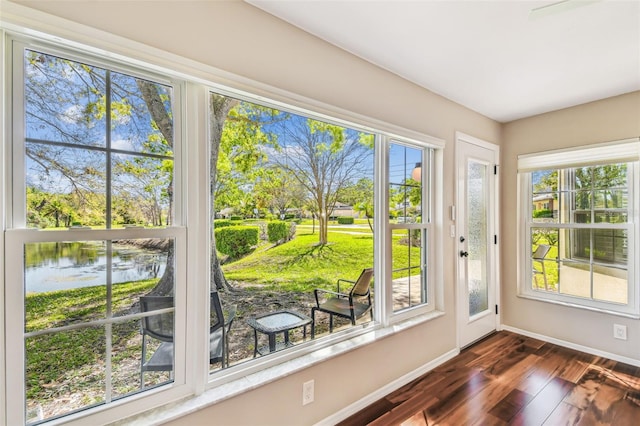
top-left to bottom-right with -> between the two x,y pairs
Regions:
25,241 -> 167,293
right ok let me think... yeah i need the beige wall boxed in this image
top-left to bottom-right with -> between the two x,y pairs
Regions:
7,0 -> 640,424
501,91 -> 640,360
6,1 -> 501,425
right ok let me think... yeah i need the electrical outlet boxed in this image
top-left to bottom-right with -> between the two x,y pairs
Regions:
614,324 -> 627,340
302,380 -> 314,405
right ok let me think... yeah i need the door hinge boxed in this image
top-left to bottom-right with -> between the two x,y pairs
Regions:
494,165 -> 498,175
494,235 -> 498,245
495,304 -> 499,315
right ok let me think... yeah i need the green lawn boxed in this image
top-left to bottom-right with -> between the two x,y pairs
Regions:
223,228 -> 421,291
25,279 -> 157,400
223,231 -> 375,292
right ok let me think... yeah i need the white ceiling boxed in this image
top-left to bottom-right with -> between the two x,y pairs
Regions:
247,0 -> 640,123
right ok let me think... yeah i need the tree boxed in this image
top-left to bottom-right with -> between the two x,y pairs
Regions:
272,118 -> 373,244
253,167 -> 307,218
213,102 -> 278,212
338,177 -> 374,231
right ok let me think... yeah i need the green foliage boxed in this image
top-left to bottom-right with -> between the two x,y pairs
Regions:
223,231 -> 374,290
338,177 -> 373,210
215,226 -> 259,258
230,215 -> 243,221
25,279 -> 157,399
214,101 -> 284,211
337,216 -> 354,225
253,167 -> 307,218
214,219 -> 238,229
532,228 -> 559,246
533,209 -> 553,218
267,221 -> 290,243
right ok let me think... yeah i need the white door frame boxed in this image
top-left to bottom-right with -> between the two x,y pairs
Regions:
455,131 -> 501,348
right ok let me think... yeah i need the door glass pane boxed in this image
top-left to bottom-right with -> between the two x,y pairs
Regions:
467,161 -> 488,316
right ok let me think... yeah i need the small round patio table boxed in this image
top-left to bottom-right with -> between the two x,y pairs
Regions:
247,310 -> 312,356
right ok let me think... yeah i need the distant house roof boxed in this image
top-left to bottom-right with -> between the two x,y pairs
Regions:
533,193 -> 554,202
333,202 -> 352,210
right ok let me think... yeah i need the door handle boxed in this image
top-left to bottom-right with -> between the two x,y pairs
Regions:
459,250 -> 469,258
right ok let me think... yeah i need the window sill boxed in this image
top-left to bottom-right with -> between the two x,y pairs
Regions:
517,292 -> 640,319
113,310 -> 445,425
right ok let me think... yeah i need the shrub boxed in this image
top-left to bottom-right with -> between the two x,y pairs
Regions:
215,226 -> 259,258
267,221 -> 289,243
533,209 -> 553,218
214,219 -> 237,229
337,216 -> 354,225
230,215 -> 243,221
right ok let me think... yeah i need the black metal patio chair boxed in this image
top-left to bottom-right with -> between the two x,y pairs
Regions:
140,291 -> 236,387
311,268 -> 373,338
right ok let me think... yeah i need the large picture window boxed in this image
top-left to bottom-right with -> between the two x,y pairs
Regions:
6,42 -> 185,425
206,91 -> 376,367
518,140 -> 640,316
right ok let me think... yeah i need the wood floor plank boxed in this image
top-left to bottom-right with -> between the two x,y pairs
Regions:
337,398 -> 395,426
543,400 -> 584,425
578,380 -> 628,424
467,334 -> 533,371
440,378 -> 512,426
367,393 -> 437,426
399,411 -> 428,426
562,367 -> 606,410
425,370 -> 491,423
386,371 -> 445,405
507,377 -> 574,426
488,388 -> 533,422
513,350 -> 571,396
464,332 -> 514,356
340,332 -> 640,426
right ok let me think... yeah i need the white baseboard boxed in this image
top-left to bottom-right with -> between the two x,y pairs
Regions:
315,348 -> 460,426
501,325 -> 640,367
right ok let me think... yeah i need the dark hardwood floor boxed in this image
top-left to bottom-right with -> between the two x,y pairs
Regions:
338,331 -> 640,425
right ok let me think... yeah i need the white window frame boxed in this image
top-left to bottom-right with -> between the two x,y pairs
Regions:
517,139 -> 640,317
385,139 -> 437,322
200,88 -> 445,385
4,38 -> 192,425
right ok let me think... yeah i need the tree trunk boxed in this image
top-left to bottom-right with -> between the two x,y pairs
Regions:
138,84 -> 238,294
148,241 -> 174,296
367,215 -> 373,233
210,94 -> 238,291
319,213 -> 328,245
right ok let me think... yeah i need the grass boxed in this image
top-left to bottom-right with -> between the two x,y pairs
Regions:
223,228 -> 421,291
533,240 -> 559,290
25,279 -> 157,400
223,231 -> 374,291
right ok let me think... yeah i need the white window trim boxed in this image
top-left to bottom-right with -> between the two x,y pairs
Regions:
384,139 -> 438,323
0,6 -> 447,423
5,37 -> 192,425
516,139 -> 640,318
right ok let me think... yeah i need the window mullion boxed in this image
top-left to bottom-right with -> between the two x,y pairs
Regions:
374,134 -> 390,326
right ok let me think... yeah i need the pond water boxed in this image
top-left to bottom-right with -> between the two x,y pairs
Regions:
25,241 -> 168,293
